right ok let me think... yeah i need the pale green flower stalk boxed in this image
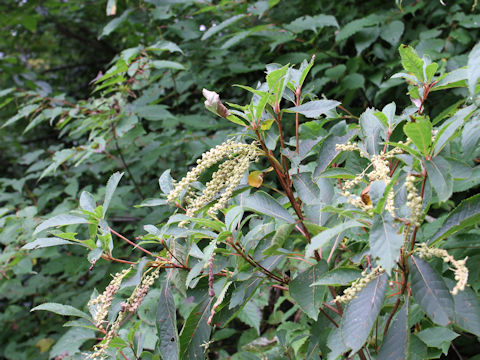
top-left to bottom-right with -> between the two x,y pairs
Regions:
415,243 -> 468,295
334,266 -> 385,303
167,139 -> 260,221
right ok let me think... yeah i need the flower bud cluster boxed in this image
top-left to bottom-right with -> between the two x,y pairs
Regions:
167,140 -> 260,221
405,174 -> 422,226
335,142 -> 401,217
334,266 -> 385,303
369,153 -> 397,216
88,268 -> 131,328
415,243 -> 468,295
336,142 -> 368,158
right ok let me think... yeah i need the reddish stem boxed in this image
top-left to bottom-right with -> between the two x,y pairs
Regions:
110,227 -> 158,258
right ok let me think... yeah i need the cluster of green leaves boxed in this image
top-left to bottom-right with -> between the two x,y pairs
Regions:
1,0 -> 480,359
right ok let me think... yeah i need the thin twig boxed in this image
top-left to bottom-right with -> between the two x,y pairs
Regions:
101,254 -> 135,265
322,302 -> 340,315
320,308 -> 339,327
111,125 -> 145,199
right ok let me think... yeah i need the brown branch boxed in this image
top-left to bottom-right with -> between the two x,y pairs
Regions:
254,129 -> 317,259
320,308 -> 339,327
226,237 -> 286,284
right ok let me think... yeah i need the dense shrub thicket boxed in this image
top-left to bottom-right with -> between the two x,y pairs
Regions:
1,0 -> 480,359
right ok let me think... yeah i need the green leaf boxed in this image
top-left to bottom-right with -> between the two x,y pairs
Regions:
305,220 -> 364,259
289,261 -> 328,320
432,105 -> 475,156
369,213 -> 404,274
340,273 -> 388,353
285,14 -> 339,33
179,298 -> 212,359
225,114 -> 247,126
311,267 -> 361,286
40,149 -> 75,179
318,168 -> 358,179
467,42 -> 480,96
462,119 -> 480,159
416,327 -> 459,354
340,73 -> 365,89
430,194 -> 480,244
313,128 -> 357,177
408,334 -> 428,360
299,56 -> 316,88
80,191 -> 96,213
444,278 -> 480,337
398,44 -> 424,82
285,100 -> 340,118
136,198 -> 167,207
20,15 -> 37,32
99,8 -> 134,38
243,191 -> 295,224
266,64 -> 289,99
409,256 -> 454,326
378,302 -> 408,360
237,301 -> 261,334
355,27 -> 379,55
31,303 -> 91,320
157,278 -> 179,360
263,223 -> 295,255
34,214 -> 89,235
336,15 -> 380,42
22,237 -> 76,250
135,105 -> 175,121
425,62 -> 438,83
159,169 -> 174,194
425,156 -> 453,203
403,118 -> 432,157
103,172 -> 124,217
151,60 -> 185,71
360,108 -> 387,155
292,172 -> 320,205
380,20 -> 404,46
147,40 -> 183,54
432,68 -> 468,91
2,104 -> 38,128
49,328 -> 95,359
201,14 -> 245,40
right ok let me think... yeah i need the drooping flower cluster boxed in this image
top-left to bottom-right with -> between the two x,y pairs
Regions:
405,174 -> 423,226
88,266 -> 161,360
335,142 -> 403,216
333,266 -> 385,303
89,268 -> 131,328
167,140 -> 260,219
415,243 -> 468,295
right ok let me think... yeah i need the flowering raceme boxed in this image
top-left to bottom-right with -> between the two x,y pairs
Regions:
167,139 -> 261,220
